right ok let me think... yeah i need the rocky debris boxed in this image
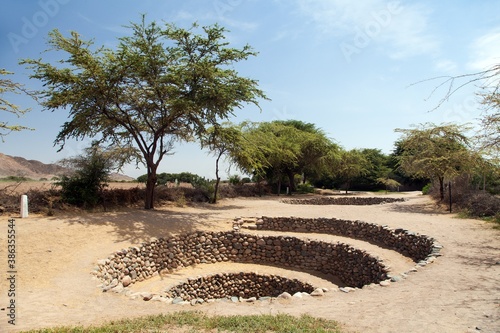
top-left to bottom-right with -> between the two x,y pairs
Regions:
281,197 -> 406,206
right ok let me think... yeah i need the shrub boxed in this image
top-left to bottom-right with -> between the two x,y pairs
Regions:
229,174 -> 241,185
421,183 -> 432,195
58,145 -> 115,208
296,183 -> 315,194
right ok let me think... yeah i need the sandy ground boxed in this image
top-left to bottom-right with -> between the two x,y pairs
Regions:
0,191 -> 498,333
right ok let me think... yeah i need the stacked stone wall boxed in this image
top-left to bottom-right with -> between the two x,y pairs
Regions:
166,272 -> 315,301
281,197 -> 406,205
258,217 -> 436,262
96,231 -> 388,291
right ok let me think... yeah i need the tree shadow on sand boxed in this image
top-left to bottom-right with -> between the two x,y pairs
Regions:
387,199 -> 451,215
57,203 -> 247,245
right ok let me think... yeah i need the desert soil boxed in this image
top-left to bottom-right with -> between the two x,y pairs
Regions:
0,190 -> 498,333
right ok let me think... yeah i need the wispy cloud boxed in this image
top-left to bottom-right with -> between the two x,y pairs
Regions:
168,5 -> 259,32
468,28 -> 500,71
434,59 -> 458,73
295,0 -> 439,59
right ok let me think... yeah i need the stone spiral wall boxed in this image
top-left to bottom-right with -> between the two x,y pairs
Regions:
281,197 -> 406,205
96,231 -> 388,291
256,217 -> 438,262
166,272 -> 315,301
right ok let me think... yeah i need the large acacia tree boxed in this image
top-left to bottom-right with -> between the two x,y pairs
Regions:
395,123 -> 474,200
22,17 -> 266,209
231,120 -> 336,194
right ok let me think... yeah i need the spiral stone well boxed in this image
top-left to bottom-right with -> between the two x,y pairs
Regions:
95,216 -> 441,302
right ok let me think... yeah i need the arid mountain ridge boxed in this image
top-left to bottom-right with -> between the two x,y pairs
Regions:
0,153 -> 134,181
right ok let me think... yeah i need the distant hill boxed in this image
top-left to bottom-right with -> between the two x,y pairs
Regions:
0,153 -> 134,181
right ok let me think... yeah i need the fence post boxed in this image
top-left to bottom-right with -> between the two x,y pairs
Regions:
20,194 -> 28,218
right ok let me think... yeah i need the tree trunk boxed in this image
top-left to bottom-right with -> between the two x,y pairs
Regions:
277,173 -> 282,196
145,165 -> 158,210
438,176 -> 445,201
212,151 -> 223,204
287,171 -> 296,193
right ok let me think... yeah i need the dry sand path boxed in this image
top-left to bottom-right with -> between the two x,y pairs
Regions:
0,192 -> 498,333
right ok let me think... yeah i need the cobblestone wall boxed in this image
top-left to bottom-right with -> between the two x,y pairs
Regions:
96,231 -> 388,291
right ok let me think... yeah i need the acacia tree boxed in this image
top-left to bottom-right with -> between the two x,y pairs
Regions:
478,88 -> 499,154
395,123 -> 474,200
334,149 -> 370,194
22,17 -> 266,209
274,120 -> 338,190
200,123 -> 243,203
417,64 -> 499,154
0,69 -> 31,139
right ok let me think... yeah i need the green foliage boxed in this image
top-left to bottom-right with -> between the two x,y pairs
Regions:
241,177 -> 252,184
0,175 -> 32,182
201,123 -> 245,203
22,16 -> 267,209
348,149 -> 392,191
137,172 -> 209,186
333,149 -> 371,193
0,69 -> 32,139
21,311 -> 344,333
230,120 -> 337,194
57,145 -> 115,208
395,123 -> 475,200
229,174 -> 242,185
376,177 -> 401,192
421,183 -> 432,195
296,183 -> 315,194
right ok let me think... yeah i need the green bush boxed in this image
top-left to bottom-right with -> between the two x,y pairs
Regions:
296,183 -> 315,194
229,175 -> 241,185
58,147 -> 113,208
422,183 -> 432,195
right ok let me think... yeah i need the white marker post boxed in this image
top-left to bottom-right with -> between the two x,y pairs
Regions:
20,194 -> 28,218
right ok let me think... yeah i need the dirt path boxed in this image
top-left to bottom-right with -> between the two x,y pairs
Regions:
0,192 -> 498,333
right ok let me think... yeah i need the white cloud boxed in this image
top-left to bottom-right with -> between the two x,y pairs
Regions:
295,0 -> 439,59
434,59 -> 458,73
468,29 -> 500,71
169,7 -> 258,32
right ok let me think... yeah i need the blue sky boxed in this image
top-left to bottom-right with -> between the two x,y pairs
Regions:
1,0 -> 499,179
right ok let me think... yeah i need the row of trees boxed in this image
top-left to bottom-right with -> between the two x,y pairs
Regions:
1,16 -> 499,211
200,120 -> 499,203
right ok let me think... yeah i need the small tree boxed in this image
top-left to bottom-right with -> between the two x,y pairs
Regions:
201,123 -> 243,203
58,145 -> 116,208
376,177 -> 401,193
334,149 -> 371,194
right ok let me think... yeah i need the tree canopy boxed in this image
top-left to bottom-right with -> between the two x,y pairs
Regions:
228,120 -> 336,194
395,123 -> 475,200
22,17 -> 267,209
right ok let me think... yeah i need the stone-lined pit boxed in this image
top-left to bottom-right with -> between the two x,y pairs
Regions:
166,272 -> 315,301
95,216 -> 441,302
281,197 -> 406,205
